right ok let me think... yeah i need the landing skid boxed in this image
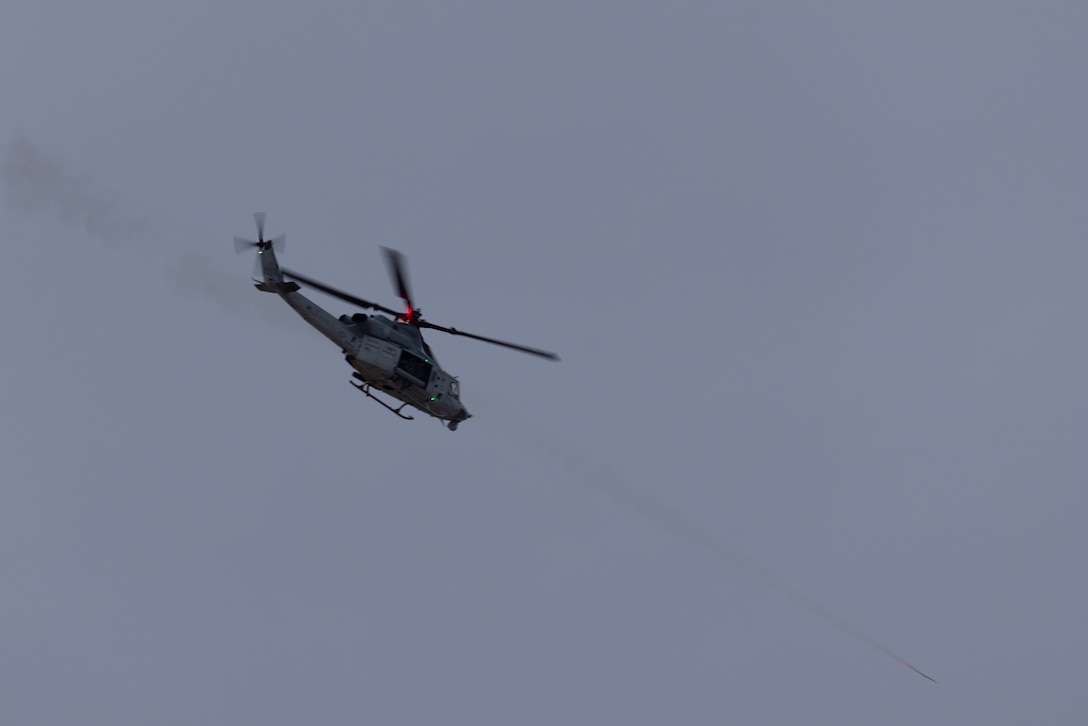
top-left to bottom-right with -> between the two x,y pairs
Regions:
350,380 -> 415,420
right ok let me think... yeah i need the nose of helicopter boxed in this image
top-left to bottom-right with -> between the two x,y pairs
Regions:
447,406 -> 471,431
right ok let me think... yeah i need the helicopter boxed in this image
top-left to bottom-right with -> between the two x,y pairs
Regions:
234,213 -> 558,430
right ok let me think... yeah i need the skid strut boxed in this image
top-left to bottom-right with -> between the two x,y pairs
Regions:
350,377 -> 415,420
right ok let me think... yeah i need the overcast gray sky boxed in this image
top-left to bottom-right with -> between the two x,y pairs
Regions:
2,2 -> 1086,724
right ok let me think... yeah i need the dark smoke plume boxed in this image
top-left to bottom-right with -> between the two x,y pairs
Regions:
3,136 -> 148,245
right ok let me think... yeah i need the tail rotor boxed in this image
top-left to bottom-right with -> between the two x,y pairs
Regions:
234,212 -> 286,254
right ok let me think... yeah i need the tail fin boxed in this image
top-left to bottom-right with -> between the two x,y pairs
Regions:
253,244 -> 299,293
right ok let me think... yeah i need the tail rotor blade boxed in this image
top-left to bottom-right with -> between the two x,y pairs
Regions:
234,236 -> 258,254
254,212 -> 267,243
236,214 -> 280,253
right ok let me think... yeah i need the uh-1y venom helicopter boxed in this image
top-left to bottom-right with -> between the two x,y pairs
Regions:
235,213 -> 559,430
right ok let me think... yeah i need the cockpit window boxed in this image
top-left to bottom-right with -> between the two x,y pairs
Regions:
449,380 -> 459,398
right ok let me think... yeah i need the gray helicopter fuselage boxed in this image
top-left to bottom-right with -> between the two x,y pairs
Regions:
255,246 -> 471,428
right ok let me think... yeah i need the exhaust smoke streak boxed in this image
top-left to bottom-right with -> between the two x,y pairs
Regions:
3,137 -> 292,325
3,136 -> 148,245
480,404 -> 936,683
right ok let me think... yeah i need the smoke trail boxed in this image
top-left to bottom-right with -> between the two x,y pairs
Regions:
479,403 -> 937,683
2,137 -> 291,325
3,136 -> 149,245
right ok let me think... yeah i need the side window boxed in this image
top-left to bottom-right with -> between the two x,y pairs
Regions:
449,380 -> 459,398
397,350 -> 433,385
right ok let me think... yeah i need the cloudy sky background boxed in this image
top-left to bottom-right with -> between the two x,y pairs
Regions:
2,2 -> 1085,724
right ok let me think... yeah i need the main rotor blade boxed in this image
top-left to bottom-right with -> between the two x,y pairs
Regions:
418,321 -> 560,360
281,267 -> 400,316
381,247 -> 414,313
